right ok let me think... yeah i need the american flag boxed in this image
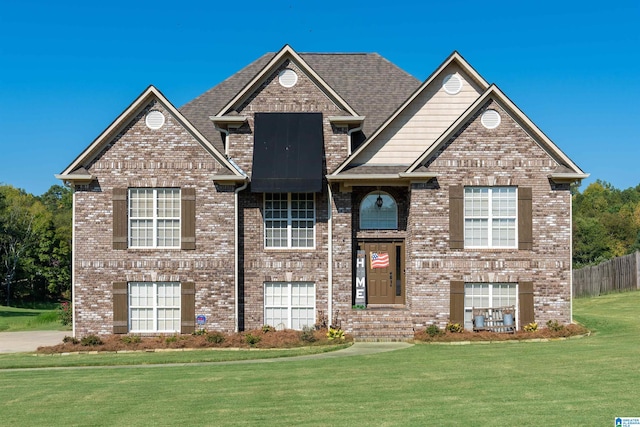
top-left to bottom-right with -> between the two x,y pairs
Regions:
371,252 -> 389,269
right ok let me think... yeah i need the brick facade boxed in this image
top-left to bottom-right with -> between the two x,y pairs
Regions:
64,48 -> 582,339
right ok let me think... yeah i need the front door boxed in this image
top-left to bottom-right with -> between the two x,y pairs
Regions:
362,241 -> 404,304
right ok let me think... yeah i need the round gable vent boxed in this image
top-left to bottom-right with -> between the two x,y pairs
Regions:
481,109 -> 501,129
443,73 -> 463,95
278,68 -> 298,88
145,110 -> 165,130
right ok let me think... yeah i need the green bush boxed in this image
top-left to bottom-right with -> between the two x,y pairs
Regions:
80,335 -> 103,346
63,336 -> 79,344
300,326 -> 317,343
262,325 -> 274,333
546,320 -> 564,332
244,333 -> 262,346
206,332 -> 226,344
426,324 -> 443,337
165,335 -> 178,344
192,329 -> 207,336
121,335 -> 141,344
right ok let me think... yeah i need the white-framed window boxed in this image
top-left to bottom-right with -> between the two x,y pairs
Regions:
264,282 -> 315,330
464,283 -> 517,331
264,193 -> 315,248
360,192 -> 398,230
129,188 -> 180,248
129,282 -> 181,333
464,187 -> 517,248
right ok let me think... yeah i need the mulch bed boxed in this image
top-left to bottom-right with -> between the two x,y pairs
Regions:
37,328 -> 351,354
413,323 -> 590,343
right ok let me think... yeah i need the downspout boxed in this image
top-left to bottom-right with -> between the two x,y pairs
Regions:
569,190 -> 573,324
235,179 -> 249,332
71,188 -> 76,338
327,183 -> 333,328
214,124 -> 230,157
347,125 -> 363,156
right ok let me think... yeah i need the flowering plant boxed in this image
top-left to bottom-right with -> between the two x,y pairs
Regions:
327,327 -> 345,340
58,301 -> 72,326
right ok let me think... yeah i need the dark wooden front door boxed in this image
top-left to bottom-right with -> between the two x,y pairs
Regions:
362,241 -> 404,304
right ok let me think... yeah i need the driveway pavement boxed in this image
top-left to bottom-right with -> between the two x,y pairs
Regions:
0,331 -> 68,353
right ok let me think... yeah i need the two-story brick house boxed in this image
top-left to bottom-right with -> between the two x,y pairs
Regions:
57,45 -> 587,339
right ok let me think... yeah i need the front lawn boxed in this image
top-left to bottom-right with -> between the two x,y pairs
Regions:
0,305 -> 69,332
1,292 -> 639,425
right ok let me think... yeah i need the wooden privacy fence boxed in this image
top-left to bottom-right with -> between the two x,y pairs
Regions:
573,251 -> 640,297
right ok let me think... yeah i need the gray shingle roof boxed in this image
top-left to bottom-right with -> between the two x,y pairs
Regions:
179,51 -> 421,153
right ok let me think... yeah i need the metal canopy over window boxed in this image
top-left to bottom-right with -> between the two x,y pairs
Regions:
251,113 -> 323,193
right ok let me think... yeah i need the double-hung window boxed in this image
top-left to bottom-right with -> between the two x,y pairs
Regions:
264,193 -> 315,248
129,188 -> 180,248
464,283 -> 517,331
464,187 -> 516,248
129,282 -> 181,333
264,282 -> 315,330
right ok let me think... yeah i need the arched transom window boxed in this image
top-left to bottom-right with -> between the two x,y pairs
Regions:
360,192 -> 398,230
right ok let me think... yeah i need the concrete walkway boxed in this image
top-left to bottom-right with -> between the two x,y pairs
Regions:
0,331 -> 68,353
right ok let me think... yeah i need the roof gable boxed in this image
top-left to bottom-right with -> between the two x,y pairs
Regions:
179,49 -> 421,153
215,45 -> 359,118
406,84 -> 588,179
332,51 -> 489,175
57,86 -> 243,180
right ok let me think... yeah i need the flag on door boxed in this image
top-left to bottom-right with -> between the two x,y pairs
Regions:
371,252 -> 389,269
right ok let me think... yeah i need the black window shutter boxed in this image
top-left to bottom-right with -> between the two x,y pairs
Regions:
113,282 -> 128,334
181,282 -> 196,334
112,188 -> 128,250
449,186 -> 464,249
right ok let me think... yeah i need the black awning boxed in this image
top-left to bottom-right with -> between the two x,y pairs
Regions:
251,112 -> 324,193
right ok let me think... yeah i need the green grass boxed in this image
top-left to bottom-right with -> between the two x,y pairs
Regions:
1,293 -> 640,426
0,305 -> 69,332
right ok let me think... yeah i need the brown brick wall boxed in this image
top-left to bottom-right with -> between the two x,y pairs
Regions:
73,100 -> 237,336
404,100 -> 572,329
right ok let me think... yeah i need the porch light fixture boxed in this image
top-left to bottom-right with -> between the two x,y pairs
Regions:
376,194 -> 384,209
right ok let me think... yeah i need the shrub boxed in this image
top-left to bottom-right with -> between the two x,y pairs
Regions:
262,325 -> 274,333
192,329 -> 207,336
58,301 -> 72,326
327,327 -> 345,340
300,326 -> 317,343
121,335 -> 141,344
244,333 -> 262,346
546,320 -> 564,332
80,335 -> 103,346
165,335 -> 178,344
426,324 -> 443,337
206,332 -> 226,344
446,322 -> 463,333
524,322 -> 538,332
63,336 -> 79,344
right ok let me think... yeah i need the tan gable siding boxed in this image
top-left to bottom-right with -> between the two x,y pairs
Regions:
355,63 -> 484,165
73,100 -> 237,336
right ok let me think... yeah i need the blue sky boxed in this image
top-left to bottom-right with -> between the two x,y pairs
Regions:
1,0 -> 638,195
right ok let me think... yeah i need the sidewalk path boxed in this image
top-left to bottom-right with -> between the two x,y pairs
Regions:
0,331 -> 68,353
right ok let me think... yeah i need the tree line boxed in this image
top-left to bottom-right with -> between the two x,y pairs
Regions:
0,184 -> 71,305
573,180 -> 640,268
0,180 -> 638,304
